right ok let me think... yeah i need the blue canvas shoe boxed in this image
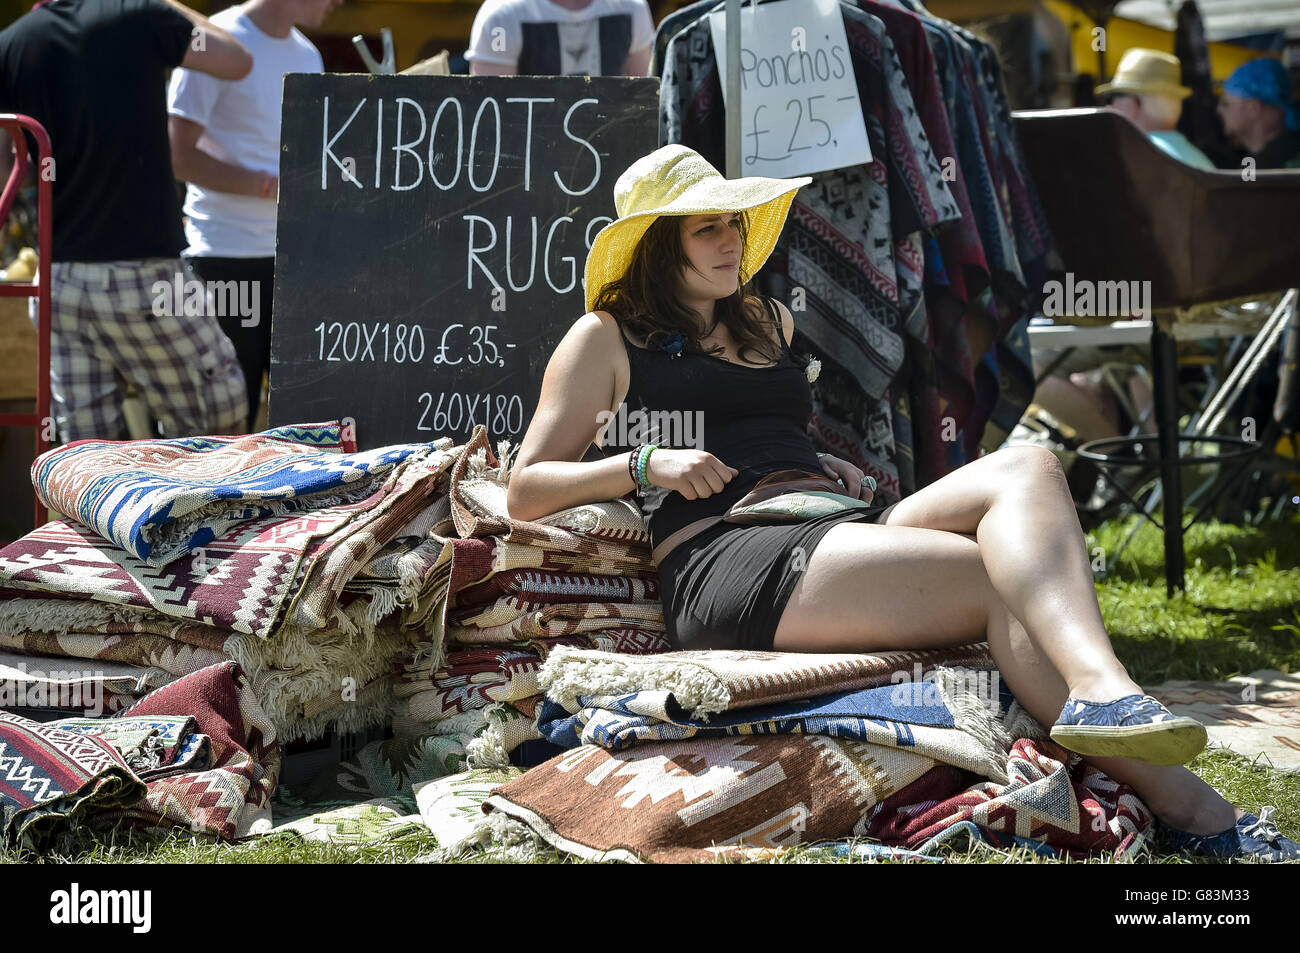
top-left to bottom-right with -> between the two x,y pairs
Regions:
1049,693 -> 1207,765
1159,807 -> 1300,862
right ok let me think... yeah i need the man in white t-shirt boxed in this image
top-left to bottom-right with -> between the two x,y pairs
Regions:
467,0 -> 654,77
168,0 -> 335,429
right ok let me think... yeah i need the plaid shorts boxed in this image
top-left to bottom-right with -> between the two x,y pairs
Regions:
30,258 -> 248,443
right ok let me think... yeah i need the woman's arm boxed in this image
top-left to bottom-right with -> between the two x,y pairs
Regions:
507,312 -> 740,521
505,313 -> 636,522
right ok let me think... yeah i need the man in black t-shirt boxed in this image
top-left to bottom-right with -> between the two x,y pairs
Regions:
0,0 -> 255,442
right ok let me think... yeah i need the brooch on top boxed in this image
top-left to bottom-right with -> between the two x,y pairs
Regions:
805,357 -> 821,382
660,332 -> 688,358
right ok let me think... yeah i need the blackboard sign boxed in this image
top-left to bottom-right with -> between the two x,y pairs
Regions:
269,74 -> 659,450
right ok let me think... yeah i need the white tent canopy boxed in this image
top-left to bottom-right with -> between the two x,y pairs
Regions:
1115,1 -> 1300,42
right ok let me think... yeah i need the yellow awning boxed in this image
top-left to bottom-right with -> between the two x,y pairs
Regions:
1043,0 -> 1274,86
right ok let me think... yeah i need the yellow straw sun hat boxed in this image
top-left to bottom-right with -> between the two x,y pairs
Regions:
582,144 -> 812,313
1095,48 -> 1191,101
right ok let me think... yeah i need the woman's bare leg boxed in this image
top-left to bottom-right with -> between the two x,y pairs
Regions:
985,598 -> 1238,835
776,446 -> 1141,705
877,445 -> 1141,705
772,520 -> 1237,835
772,522 -> 997,653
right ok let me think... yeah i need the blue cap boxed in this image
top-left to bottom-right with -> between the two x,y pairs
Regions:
1223,59 -> 1300,132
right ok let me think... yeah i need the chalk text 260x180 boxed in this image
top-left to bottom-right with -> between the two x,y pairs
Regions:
417,390 -> 524,436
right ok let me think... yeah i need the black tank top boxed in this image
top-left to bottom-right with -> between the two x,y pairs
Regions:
599,297 -> 826,551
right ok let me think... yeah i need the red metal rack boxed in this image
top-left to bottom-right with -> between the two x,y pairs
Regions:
0,114 -> 52,531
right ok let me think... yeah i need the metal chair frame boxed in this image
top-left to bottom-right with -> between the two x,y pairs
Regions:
1076,291 -> 1299,577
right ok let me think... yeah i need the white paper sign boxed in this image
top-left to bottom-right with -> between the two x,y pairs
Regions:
708,0 -> 871,178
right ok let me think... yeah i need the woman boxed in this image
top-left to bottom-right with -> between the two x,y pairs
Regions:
505,144 -> 1297,861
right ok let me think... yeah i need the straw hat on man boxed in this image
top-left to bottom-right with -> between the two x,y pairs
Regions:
1097,48 -> 1213,169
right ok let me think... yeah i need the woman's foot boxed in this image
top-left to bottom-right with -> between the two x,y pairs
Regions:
1049,692 -> 1207,765
1082,758 -> 1295,860
1065,674 -> 1145,704
1158,806 -> 1300,862
1154,796 -> 1241,835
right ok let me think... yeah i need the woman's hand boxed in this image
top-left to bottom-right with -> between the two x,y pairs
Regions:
817,452 -> 874,502
646,448 -> 738,500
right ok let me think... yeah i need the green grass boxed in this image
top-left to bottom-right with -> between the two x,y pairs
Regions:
4,511 -> 1298,864
1088,511 -> 1300,684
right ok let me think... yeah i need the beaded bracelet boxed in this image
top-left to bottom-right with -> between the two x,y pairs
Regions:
637,444 -> 658,488
627,443 -> 645,488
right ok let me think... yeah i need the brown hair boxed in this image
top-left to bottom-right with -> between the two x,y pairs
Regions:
590,210 -> 780,366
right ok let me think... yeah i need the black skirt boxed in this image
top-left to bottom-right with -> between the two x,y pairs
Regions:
655,505 -> 890,651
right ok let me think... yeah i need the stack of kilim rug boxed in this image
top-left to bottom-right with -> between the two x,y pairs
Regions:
860,735 -> 1153,860
0,709 -> 145,851
0,422 -> 466,741
476,645 -> 1155,862
391,426 -> 671,771
0,661 -> 277,849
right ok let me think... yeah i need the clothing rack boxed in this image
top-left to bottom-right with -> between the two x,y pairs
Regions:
705,0 -> 938,176
656,0 -> 1058,503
